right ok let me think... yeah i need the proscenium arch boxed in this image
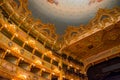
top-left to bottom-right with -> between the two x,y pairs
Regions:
86,57 -> 120,80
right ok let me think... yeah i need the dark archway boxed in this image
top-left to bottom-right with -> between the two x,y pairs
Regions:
103,71 -> 120,80
87,57 -> 120,80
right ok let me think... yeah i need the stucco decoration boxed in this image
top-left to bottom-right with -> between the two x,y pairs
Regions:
2,0 -> 120,50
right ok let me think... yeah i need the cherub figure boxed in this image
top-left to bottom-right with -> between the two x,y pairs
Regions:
47,0 -> 58,5
89,0 -> 103,5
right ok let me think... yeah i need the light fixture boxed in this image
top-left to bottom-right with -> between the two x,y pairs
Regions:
12,47 -> 20,53
52,72 -> 55,75
35,47 -> 38,50
14,33 -> 18,37
45,51 -> 52,55
35,60 -> 42,65
53,68 -> 60,73
31,63 -> 35,66
70,64 -> 73,67
4,24 -> 7,28
53,57 -> 56,60
63,76 -> 65,78
77,67 -> 79,70
42,68 -> 46,71
6,49 -> 11,53
20,57 -> 24,60
25,40 -> 28,44
18,74 -> 27,79
28,38 -> 35,45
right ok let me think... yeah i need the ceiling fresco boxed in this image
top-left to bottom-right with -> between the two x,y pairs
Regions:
28,0 -> 120,34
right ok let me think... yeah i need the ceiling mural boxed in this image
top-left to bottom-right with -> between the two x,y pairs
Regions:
28,0 -> 120,34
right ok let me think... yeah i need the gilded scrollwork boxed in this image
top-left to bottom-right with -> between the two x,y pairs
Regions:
63,25 -> 85,44
63,7 -> 120,46
1,0 -> 120,51
37,23 -> 58,41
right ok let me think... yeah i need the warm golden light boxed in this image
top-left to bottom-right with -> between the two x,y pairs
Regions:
18,74 -> 27,79
4,24 -> 7,28
42,68 -> 46,71
25,41 -> 28,44
35,60 -> 42,65
45,51 -> 52,55
14,33 -> 18,37
53,68 -> 60,73
52,72 -> 55,75
53,57 -> 56,60
63,76 -> 65,78
10,24 -> 16,29
28,39 -> 35,45
20,57 -> 24,60
6,49 -> 11,53
12,47 -> 20,53
70,64 -> 73,67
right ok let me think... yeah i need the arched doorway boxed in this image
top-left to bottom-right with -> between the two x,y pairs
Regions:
87,57 -> 120,80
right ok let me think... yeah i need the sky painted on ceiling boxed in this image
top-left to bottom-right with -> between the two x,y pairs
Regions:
28,0 -> 120,34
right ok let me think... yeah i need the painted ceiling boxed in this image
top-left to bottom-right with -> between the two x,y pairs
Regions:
28,0 -> 120,34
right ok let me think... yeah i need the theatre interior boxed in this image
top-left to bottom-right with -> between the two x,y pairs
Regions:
0,0 -> 120,80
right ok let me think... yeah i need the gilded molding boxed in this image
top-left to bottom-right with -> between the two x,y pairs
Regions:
1,0 -> 120,51
63,7 -> 120,45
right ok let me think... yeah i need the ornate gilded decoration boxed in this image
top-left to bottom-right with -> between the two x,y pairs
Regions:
1,0 -> 120,51
62,7 -> 120,49
0,0 -> 120,79
37,23 -> 58,41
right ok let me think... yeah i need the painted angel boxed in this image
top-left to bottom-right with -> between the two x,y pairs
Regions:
47,0 -> 58,5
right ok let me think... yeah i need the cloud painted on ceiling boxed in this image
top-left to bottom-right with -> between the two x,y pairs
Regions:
28,0 -> 120,34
